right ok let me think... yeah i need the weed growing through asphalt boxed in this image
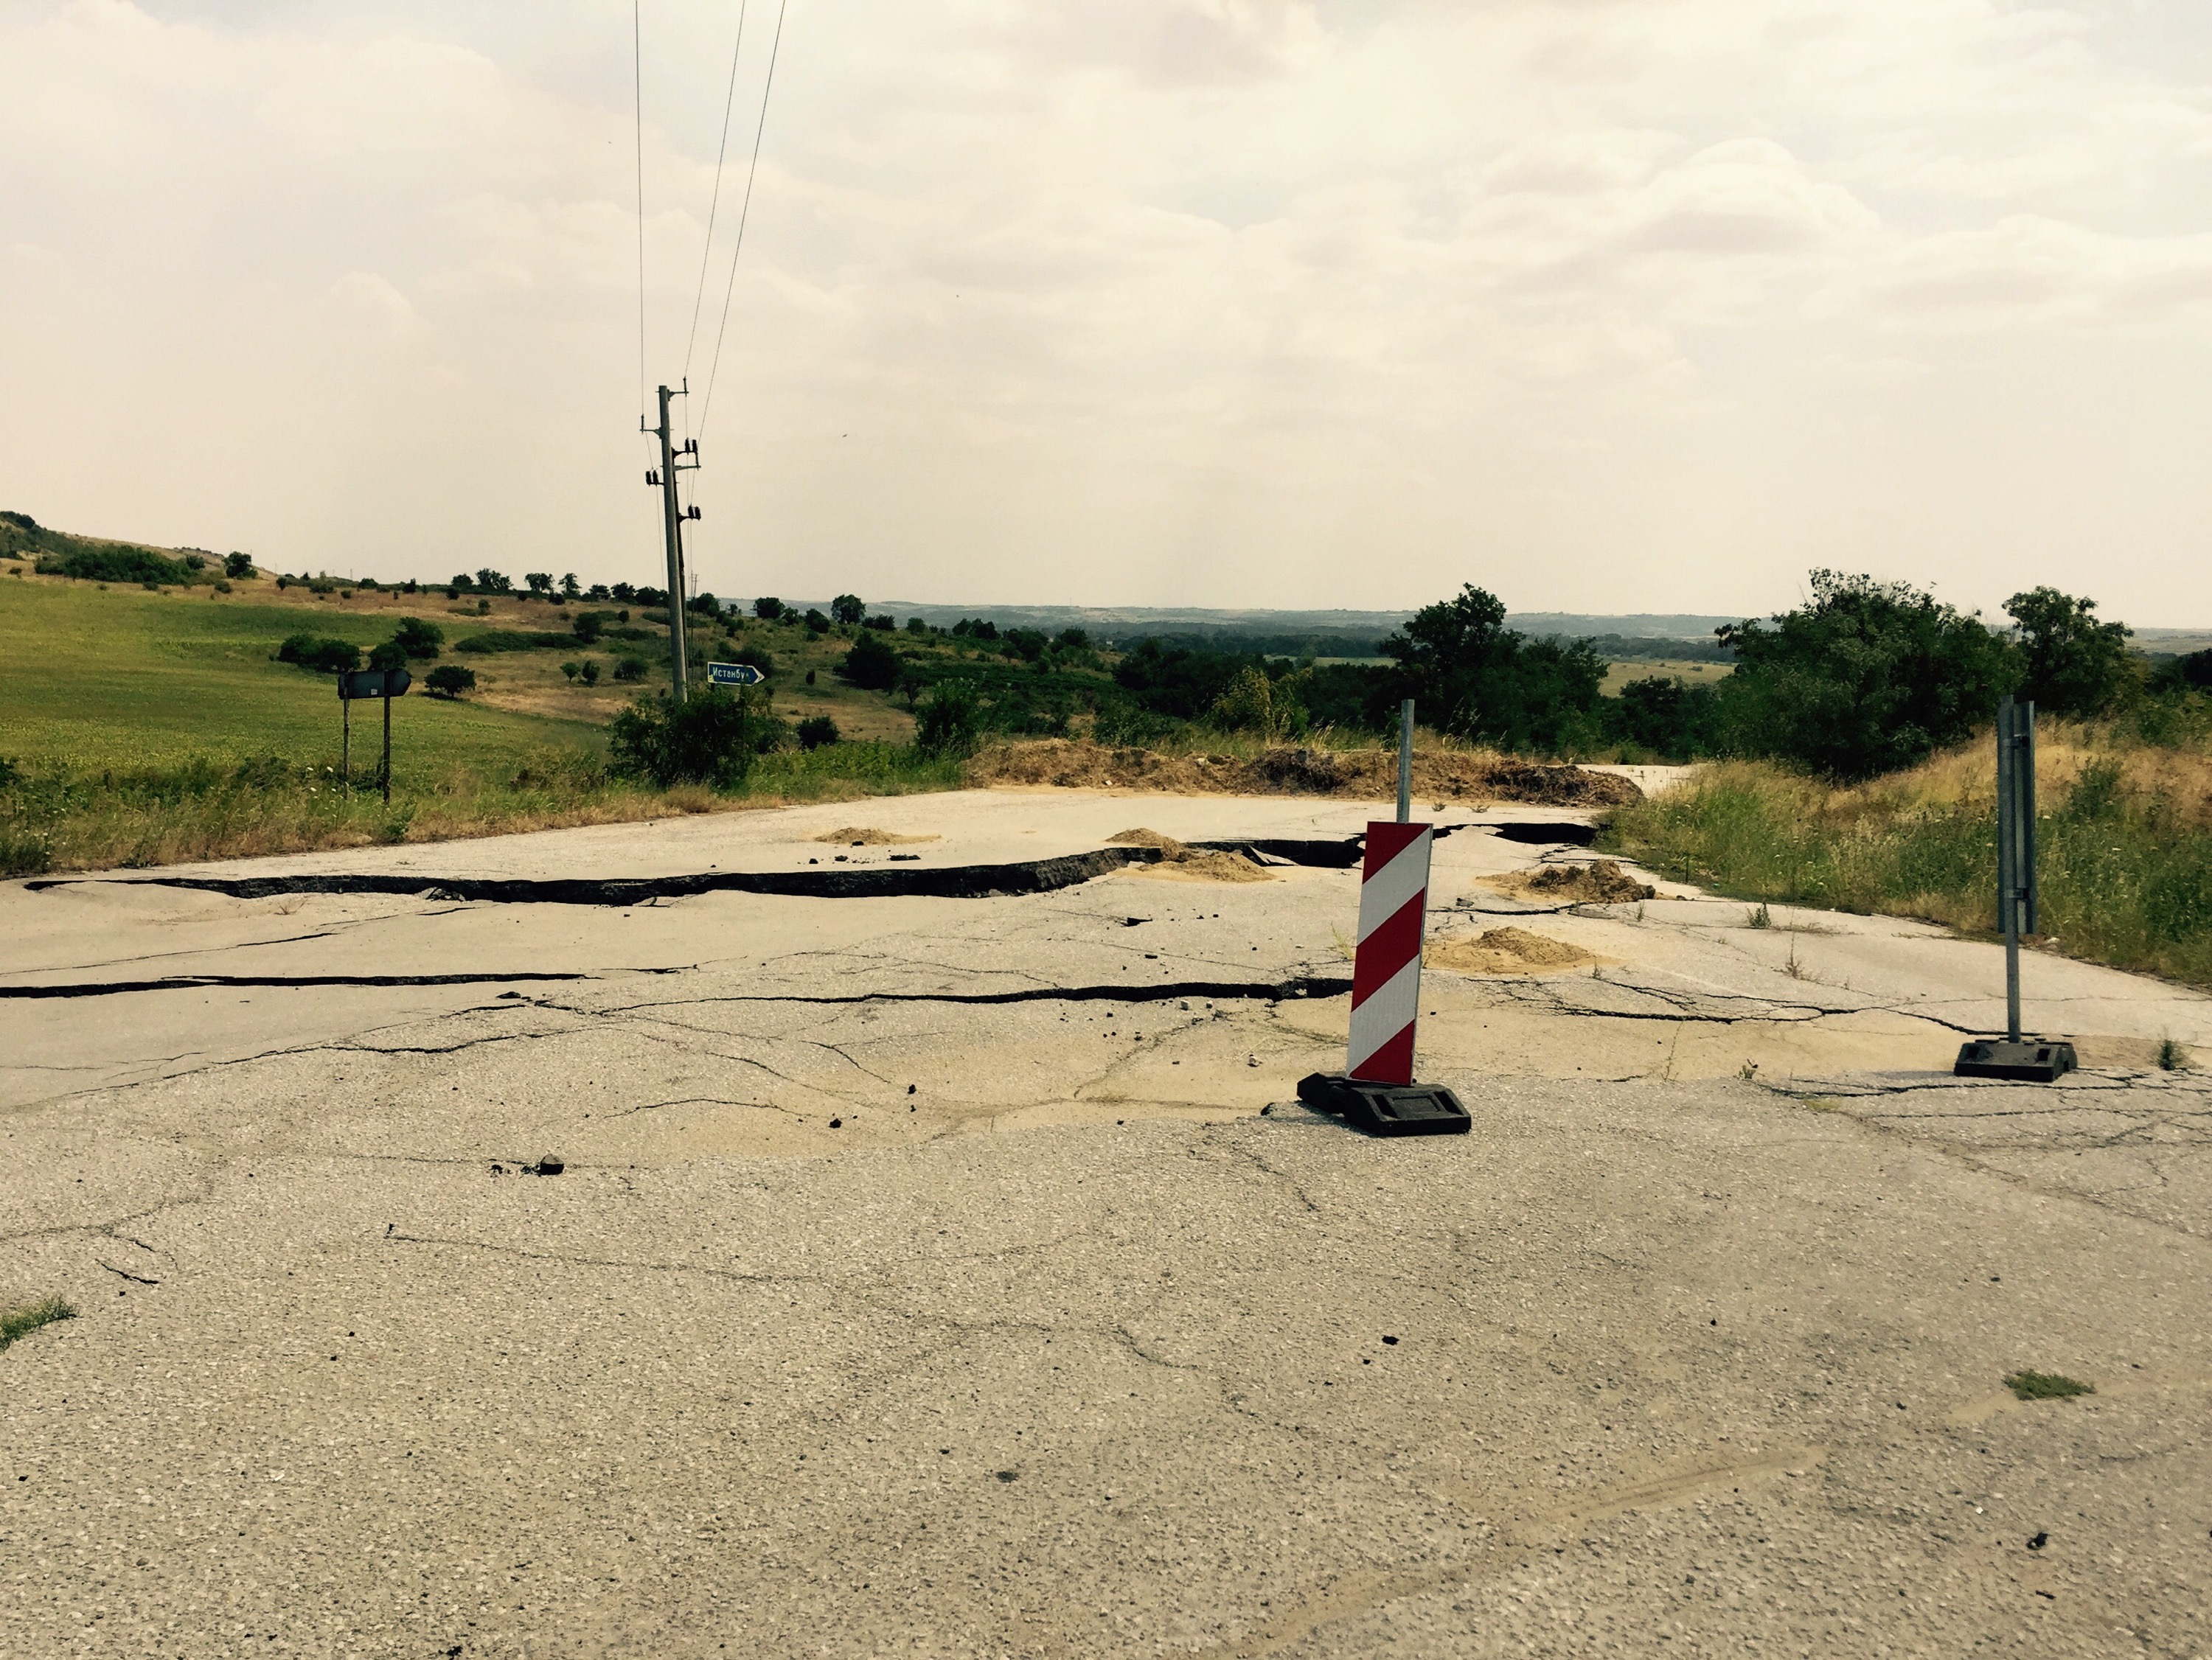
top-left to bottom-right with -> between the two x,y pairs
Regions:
2158,1037 -> 2188,1071
0,1294 -> 76,1351
1737,1059 -> 1761,1081
2004,1369 -> 2095,1401
1747,902 -> 1772,929
1783,940 -> 1806,980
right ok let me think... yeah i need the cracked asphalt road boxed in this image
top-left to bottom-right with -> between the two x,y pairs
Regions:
4,789 -> 2211,1657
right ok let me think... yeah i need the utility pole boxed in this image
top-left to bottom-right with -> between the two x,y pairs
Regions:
642,382 -> 702,701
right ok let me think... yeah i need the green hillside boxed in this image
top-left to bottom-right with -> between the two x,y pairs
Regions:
0,576 -> 600,779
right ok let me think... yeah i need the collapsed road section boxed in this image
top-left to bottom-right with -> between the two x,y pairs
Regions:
27,845 -> 1166,907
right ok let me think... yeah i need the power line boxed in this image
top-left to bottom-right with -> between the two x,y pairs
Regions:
698,0 -> 787,442
633,0 -> 647,425
683,0 -> 750,386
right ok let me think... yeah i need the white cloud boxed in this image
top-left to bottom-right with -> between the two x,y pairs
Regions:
0,0 -> 2207,620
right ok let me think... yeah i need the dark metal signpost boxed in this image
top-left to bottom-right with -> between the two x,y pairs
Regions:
1954,696 -> 2076,1081
338,668 -> 411,804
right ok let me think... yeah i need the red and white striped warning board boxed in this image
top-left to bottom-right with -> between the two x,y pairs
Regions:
1348,820 -> 1432,1085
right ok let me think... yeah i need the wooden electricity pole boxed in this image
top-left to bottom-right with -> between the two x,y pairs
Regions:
643,383 -> 701,701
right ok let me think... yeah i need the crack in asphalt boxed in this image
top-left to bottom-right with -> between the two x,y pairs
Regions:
31,845 -> 1165,907
0,971 -> 597,1000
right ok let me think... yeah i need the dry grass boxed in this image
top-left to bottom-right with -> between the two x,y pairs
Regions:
966,738 -> 1641,806
1602,719 -> 2212,988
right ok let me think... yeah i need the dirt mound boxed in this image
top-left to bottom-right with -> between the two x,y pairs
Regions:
965,741 -> 1641,807
815,826 -> 939,845
1488,859 -> 1656,904
1106,828 -> 1189,854
1108,828 -> 1271,883
1426,927 -> 1602,975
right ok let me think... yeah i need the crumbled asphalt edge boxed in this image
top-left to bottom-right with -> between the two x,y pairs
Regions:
27,846 -> 1166,907
20,820 -> 1601,910
0,971 -> 594,1000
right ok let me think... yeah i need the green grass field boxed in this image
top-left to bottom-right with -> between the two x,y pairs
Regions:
0,576 -> 602,781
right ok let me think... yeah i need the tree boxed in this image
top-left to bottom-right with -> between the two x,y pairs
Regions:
838,630 -> 901,691
906,617 -> 929,635
392,617 -> 443,659
560,573 -> 581,599
2005,587 -> 2135,716
476,568 -> 513,594
1715,571 -> 2019,780
367,638 -> 409,672
613,655 -> 648,682
425,664 -> 476,698
579,658 -> 601,685
830,593 -> 865,627
223,552 -> 254,579
1380,585 -> 1606,751
753,596 -> 785,620
804,608 -> 831,634
572,612 -> 603,645
525,572 -> 554,595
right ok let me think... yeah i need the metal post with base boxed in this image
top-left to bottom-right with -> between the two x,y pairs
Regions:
1954,697 -> 2076,1081
1298,699 -> 1473,1136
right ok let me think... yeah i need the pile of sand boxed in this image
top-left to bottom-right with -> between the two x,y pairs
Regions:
1107,827 -> 1273,883
814,826 -> 940,845
1425,927 -> 1602,975
1484,859 -> 1656,904
965,741 -> 1641,807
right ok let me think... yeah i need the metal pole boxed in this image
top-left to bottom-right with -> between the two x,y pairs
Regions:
654,384 -> 690,702
380,687 -> 392,806
1396,700 -> 1414,824
341,694 -> 351,800
1997,697 -> 2022,1042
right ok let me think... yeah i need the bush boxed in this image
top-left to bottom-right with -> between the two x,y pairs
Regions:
796,715 -> 841,750
392,617 -> 444,659
1208,665 -> 1308,741
907,617 -> 930,635
572,612 -> 604,645
424,664 -> 476,699
367,639 -> 409,673
613,656 -> 648,683
579,659 -> 601,686
560,660 -> 582,681
609,686 -> 781,787
35,545 -> 199,586
804,608 -> 831,635
222,551 -> 254,579
276,634 -> 362,674
753,596 -> 785,620
838,630 -> 902,691
914,682 -> 982,758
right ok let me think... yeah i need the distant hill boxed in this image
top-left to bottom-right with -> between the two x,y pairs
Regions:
787,601 -> 1745,659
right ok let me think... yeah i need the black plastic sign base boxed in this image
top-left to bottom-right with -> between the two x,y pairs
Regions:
1953,1039 -> 2078,1082
1296,1072 -> 1471,1137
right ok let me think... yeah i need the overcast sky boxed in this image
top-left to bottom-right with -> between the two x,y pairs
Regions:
4,1 -> 2208,621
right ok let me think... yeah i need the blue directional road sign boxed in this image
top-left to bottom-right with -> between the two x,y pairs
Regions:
706,661 -> 765,687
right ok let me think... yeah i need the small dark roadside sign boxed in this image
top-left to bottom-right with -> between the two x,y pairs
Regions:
338,668 -> 411,700
335,668 -> 411,803
706,661 -> 764,687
